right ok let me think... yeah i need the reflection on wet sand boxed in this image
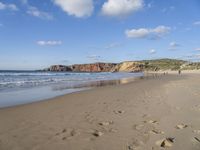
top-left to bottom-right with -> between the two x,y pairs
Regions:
51,77 -> 140,91
51,75 -> 148,91
51,73 -> 171,91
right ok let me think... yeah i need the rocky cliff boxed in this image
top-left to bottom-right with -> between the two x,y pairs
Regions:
111,61 -> 144,72
71,63 -> 117,72
48,63 -> 117,72
47,62 -> 143,72
45,59 -> 191,72
49,65 -> 72,72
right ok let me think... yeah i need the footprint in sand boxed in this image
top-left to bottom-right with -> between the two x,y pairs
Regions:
85,113 -> 98,124
98,121 -> 117,133
193,130 -> 200,134
127,138 -> 144,150
142,114 -> 151,118
113,110 -> 125,114
175,124 -> 188,130
133,124 -> 145,131
155,137 -> 175,148
98,121 -> 113,126
194,137 -> 200,143
98,120 -> 118,134
134,123 -> 164,135
149,129 -> 164,135
191,136 -> 200,145
143,120 -> 159,125
55,128 -> 80,140
92,130 -> 104,137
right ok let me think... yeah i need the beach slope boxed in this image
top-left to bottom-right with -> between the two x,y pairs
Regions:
0,74 -> 200,150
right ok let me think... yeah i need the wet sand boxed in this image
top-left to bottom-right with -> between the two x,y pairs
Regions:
0,73 -> 200,150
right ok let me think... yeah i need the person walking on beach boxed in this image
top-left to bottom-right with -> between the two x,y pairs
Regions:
178,70 -> 181,75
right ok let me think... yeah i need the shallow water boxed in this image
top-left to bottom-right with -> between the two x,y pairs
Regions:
0,71 -> 143,108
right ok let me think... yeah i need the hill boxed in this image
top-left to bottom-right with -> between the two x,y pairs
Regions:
44,59 -> 200,72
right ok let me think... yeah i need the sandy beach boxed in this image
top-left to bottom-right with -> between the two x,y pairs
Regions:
0,73 -> 200,150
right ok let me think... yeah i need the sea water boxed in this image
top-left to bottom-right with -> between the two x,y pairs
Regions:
0,71 -> 143,108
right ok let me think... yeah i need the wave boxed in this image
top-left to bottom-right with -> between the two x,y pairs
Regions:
0,71 -> 143,91
0,71 -> 100,77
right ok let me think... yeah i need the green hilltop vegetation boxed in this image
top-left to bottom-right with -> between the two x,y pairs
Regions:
139,59 -> 187,71
138,59 -> 200,71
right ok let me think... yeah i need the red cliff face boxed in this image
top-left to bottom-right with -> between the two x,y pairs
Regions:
71,63 -> 117,72
47,62 -> 144,72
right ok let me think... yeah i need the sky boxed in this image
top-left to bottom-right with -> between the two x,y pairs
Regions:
0,0 -> 200,70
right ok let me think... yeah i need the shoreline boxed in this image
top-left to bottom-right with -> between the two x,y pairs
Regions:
0,72 -> 172,110
0,73 -> 200,149
0,72 -> 143,109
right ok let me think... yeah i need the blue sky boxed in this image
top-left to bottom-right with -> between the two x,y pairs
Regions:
0,0 -> 200,70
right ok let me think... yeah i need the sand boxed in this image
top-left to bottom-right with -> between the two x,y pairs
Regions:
0,73 -> 200,150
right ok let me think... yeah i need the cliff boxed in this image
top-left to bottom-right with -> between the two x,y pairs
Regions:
45,59 -> 199,72
111,61 -> 144,72
71,63 -> 117,72
49,63 -> 117,72
49,65 -> 72,72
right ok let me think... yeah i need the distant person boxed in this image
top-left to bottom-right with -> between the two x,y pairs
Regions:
178,70 -> 181,75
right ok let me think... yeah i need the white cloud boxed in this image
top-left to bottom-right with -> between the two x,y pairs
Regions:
151,26 -> 171,35
53,0 -> 94,18
170,42 -> 179,47
149,49 -> 156,54
125,28 -> 149,38
0,2 -> 18,11
101,0 -> 143,17
27,6 -> 53,20
193,21 -> 200,26
21,1 -> 53,20
169,42 -> 180,50
37,40 -> 62,46
125,25 -> 171,39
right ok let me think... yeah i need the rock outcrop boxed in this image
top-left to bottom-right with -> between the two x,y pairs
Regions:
46,59 -> 189,72
49,65 -> 72,72
111,61 -> 144,72
71,63 -> 117,72
48,63 -> 117,72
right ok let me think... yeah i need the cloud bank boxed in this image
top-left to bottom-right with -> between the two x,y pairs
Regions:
0,2 -> 18,11
37,40 -> 62,46
53,0 -> 94,18
101,0 -> 143,17
125,26 -> 171,39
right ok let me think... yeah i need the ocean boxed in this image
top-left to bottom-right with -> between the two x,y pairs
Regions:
0,71 -> 143,108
